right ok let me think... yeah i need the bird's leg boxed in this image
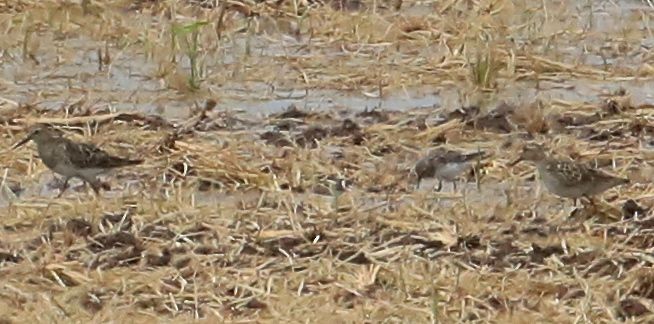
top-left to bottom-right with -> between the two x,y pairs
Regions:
473,165 -> 481,191
72,180 -> 88,192
89,181 -> 101,195
452,180 -> 458,192
436,180 -> 442,192
80,176 -> 104,196
56,177 -> 71,198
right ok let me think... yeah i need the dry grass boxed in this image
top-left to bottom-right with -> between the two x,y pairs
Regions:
0,0 -> 653,322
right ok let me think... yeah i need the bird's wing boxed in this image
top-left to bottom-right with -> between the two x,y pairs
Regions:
545,160 -> 619,186
415,149 -> 484,176
63,140 -> 112,169
439,150 -> 485,163
63,139 -> 140,169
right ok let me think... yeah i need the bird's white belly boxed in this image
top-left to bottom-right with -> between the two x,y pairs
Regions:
435,163 -> 469,181
77,168 -> 108,179
51,163 -> 106,179
50,162 -> 79,178
539,170 -> 582,198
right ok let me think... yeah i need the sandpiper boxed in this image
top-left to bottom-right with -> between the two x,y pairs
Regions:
509,144 -> 629,205
412,147 -> 485,191
12,125 -> 143,197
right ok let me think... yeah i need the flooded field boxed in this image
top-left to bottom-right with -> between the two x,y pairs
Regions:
1,0 -> 654,322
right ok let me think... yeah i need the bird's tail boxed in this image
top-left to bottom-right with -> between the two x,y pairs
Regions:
110,157 -> 144,168
607,175 -> 630,188
463,151 -> 486,161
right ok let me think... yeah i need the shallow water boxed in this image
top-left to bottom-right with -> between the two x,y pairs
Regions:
0,0 -> 649,124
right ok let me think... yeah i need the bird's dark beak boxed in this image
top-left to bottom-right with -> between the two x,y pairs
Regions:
508,157 -> 523,166
12,132 -> 33,149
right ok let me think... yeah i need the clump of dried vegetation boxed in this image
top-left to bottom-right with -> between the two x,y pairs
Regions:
0,0 -> 654,322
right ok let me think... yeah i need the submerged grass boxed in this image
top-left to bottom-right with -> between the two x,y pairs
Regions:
172,20 -> 209,91
0,0 -> 652,322
470,48 -> 502,90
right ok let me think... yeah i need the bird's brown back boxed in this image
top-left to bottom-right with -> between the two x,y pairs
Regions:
62,138 -> 143,170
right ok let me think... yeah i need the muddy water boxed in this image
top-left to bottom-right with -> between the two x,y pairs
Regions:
0,0 -> 649,122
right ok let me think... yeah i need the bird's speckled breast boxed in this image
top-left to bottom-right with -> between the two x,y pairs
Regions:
536,162 -> 588,198
435,162 -> 470,181
36,141 -> 77,177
